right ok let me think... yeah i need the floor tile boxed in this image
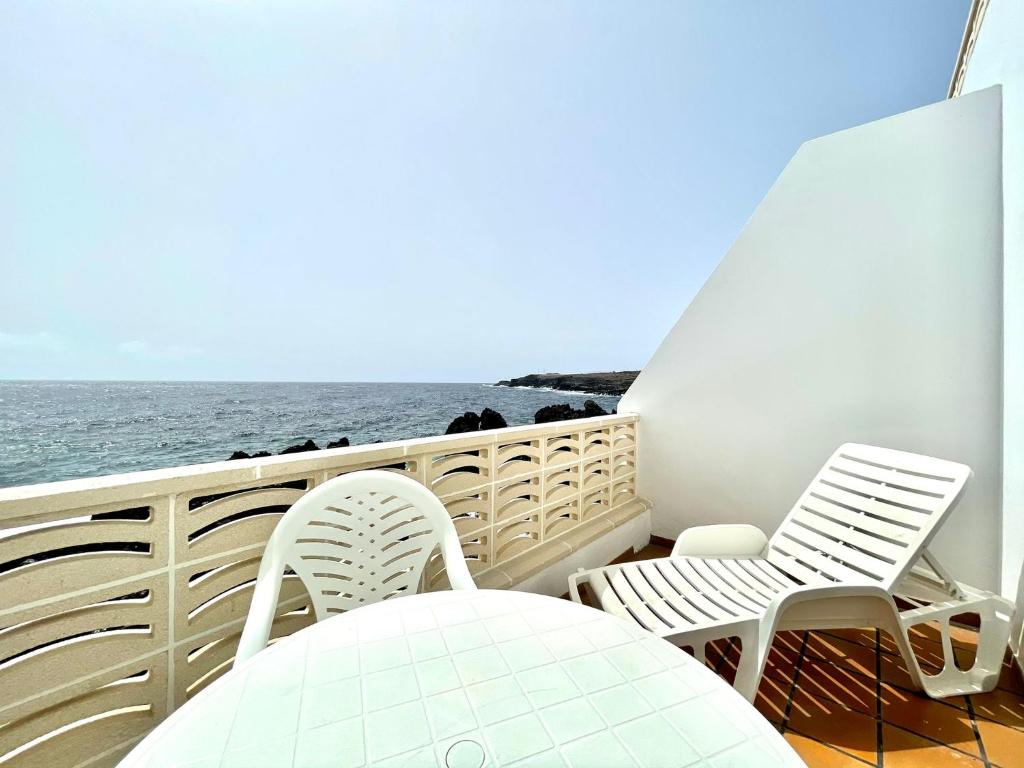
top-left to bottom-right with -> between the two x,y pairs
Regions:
770,632 -> 805,653
783,732 -> 873,767
879,685 -> 979,756
795,659 -> 878,717
764,644 -> 801,685
754,675 -> 791,725
974,714 -> 1024,767
879,650 -> 940,691
821,628 -> 877,650
880,724 -> 983,767
970,687 -> 1024,731
998,655 -> 1024,695
804,634 -> 878,679
785,688 -> 879,763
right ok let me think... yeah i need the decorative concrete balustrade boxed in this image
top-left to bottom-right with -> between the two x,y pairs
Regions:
0,414 -> 646,768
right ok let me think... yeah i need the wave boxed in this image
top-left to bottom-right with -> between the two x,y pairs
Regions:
484,383 -> 619,398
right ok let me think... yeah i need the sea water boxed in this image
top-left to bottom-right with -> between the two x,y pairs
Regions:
0,381 -> 620,488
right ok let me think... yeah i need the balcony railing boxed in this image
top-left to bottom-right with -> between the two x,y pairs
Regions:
0,414 -> 645,768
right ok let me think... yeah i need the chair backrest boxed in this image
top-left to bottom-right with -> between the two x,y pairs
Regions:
767,443 -> 971,590
263,469 -> 474,621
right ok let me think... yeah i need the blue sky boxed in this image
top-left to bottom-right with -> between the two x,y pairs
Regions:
0,1 -> 969,383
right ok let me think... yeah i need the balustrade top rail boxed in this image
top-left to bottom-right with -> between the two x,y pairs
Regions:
0,413 -> 643,768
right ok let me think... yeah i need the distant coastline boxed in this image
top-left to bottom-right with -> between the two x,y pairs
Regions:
493,371 -> 639,397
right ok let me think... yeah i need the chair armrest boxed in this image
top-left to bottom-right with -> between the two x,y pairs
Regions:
440,528 -> 478,591
671,524 -> 769,558
234,556 -> 286,668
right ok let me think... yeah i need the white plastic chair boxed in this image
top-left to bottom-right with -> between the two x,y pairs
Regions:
235,469 -> 475,665
570,443 -> 1014,701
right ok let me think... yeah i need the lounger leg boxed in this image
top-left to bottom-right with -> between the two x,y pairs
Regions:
879,614 -> 924,692
897,598 -> 1013,698
733,626 -> 765,703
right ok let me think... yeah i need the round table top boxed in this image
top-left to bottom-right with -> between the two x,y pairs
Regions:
121,589 -> 803,768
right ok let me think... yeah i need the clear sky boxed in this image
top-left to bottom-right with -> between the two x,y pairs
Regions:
0,1 -> 970,383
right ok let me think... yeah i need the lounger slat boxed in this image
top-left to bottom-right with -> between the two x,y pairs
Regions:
635,561 -> 700,625
771,534 -> 874,584
819,468 -> 945,513
789,508 -> 908,563
806,484 -> 929,529
835,444 -> 969,480
733,559 -> 789,593
620,564 -> 689,631
674,559 -> 754,618
587,568 -> 635,622
689,558 -> 767,612
776,524 -> 891,581
829,454 -> 960,496
660,559 -> 737,620
799,496 -> 918,544
607,567 -> 675,633
766,547 -> 840,585
745,558 -> 810,589
715,559 -> 777,603
650,559 -> 730,622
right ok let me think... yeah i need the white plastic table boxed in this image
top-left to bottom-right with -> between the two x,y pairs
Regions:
120,590 -> 804,768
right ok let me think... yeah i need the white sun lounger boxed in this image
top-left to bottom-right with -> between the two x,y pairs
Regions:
569,443 -> 1014,701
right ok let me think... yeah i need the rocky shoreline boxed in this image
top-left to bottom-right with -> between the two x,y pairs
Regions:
494,371 -> 638,396
226,400 -> 613,460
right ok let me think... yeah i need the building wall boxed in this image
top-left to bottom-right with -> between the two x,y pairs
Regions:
620,87 -> 1003,591
957,0 -> 1024,630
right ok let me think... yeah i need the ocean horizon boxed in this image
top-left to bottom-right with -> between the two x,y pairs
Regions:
0,380 -> 620,489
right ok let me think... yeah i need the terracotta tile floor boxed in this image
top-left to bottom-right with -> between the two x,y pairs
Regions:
591,545 -> 1024,767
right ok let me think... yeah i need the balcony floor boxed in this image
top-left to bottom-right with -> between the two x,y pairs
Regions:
590,544 -> 1024,768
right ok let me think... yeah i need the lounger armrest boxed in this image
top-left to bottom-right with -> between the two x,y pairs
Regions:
671,524 -> 769,558
742,582 -> 898,690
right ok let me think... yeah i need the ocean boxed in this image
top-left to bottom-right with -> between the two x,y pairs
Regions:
0,381 -> 621,489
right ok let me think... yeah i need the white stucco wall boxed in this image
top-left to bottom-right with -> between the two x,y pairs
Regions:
958,0 -> 1024,614
620,87 -> 1003,592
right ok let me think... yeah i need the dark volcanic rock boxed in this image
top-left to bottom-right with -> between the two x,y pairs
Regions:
535,404 -> 575,424
535,399 -> 608,425
446,412 -> 481,434
228,442 -> 328,460
479,408 -> 508,430
280,439 -> 319,455
227,448 -> 276,460
495,371 -> 639,396
445,408 -> 509,434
